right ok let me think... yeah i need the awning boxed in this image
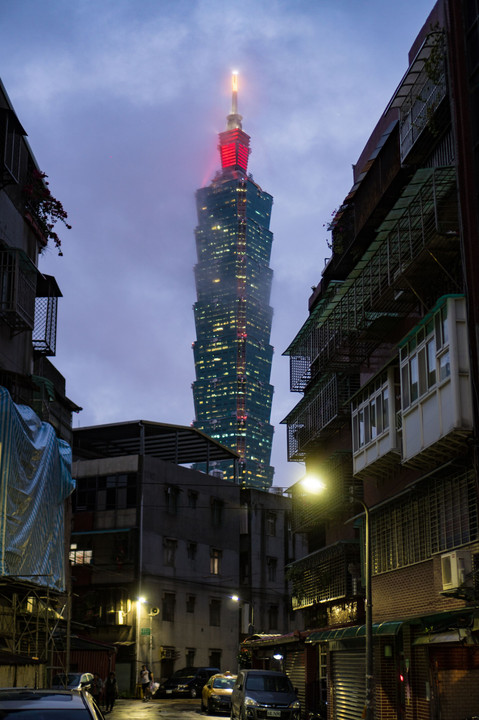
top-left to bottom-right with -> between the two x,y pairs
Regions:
72,528 -> 132,536
413,629 -> 472,645
307,621 -> 403,643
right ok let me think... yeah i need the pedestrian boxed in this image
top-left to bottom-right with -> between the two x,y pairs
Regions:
139,664 -> 152,702
90,673 -> 103,708
104,671 -> 119,713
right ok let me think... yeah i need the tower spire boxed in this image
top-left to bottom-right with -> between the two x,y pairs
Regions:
226,71 -> 242,130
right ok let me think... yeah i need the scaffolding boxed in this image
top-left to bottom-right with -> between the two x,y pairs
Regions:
0,578 -> 68,683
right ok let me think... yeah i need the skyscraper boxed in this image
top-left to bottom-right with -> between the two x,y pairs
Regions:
192,73 -> 274,489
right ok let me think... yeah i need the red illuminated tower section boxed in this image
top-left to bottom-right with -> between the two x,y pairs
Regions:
218,72 -> 251,173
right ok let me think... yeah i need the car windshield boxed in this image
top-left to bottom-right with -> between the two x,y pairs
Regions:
213,678 -> 235,690
245,675 -> 293,693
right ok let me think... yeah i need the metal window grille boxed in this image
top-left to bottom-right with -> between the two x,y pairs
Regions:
289,541 -> 361,609
0,248 -> 37,333
371,467 -> 478,574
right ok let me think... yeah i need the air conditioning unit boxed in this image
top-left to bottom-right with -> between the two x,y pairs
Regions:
441,550 -> 472,590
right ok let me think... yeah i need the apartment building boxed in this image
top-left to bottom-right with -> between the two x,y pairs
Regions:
0,77 -> 77,683
249,3 -> 479,720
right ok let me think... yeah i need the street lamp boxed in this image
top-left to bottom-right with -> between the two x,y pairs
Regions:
230,594 -> 254,634
299,476 -> 373,720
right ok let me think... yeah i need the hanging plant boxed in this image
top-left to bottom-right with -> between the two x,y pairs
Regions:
23,168 -> 71,254
237,647 -> 252,665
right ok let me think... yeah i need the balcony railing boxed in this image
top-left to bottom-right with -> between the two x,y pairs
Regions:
33,274 -> 61,356
282,374 -> 359,461
389,31 -> 447,162
288,541 -> 362,610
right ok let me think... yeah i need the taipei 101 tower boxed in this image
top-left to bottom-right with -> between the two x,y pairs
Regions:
192,73 -> 274,489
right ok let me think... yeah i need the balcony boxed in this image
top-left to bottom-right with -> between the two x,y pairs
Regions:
398,295 -> 473,468
288,541 -> 362,610
299,167 -> 458,380
282,374 -> 359,462
0,248 -> 38,334
33,274 -> 61,356
389,31 -> 447,163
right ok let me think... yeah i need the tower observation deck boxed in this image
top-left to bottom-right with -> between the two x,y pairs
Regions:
191,73 -> 275,489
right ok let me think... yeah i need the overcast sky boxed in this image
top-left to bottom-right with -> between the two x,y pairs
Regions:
1,0 -> 436,488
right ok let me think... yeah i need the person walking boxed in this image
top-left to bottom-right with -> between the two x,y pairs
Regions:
90,673 -> 103,708
139,665 -> 152,702
104,671 -> 118,713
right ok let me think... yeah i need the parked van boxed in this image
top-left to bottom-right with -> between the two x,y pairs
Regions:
231,670 -> 300,720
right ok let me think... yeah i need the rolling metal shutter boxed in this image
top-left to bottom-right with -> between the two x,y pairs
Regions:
284,650 -> 306,709
331,650 -> 365,720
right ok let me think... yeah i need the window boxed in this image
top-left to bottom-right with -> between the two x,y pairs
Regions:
209,649 -> 222,668
163,538 -> 177,567
188,491 -> 198,509
319,645 -> 328,707
165,486 -> 179,515
69,543 -> 92,566
400,298 -> 454,410
268,604 -> 279,631
186,648 -> 196,667
209,599 -> 221,627
266,556 -> 277,582
162,593 -> 176,623
266,512 -> 277,536
426,338 -> 436,387
2,110 -> 23,182
352,371 -> 393,452
371,467 -> 478,574
187,541 -> 197,560
439,351 -> 451,381
74,474 -> 136,511
186,595 -> 196,613
210,548 -> 221,575
211,498 -> 224,527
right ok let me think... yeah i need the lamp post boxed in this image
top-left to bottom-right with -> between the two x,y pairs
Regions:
136,596 -> 146,679
299,476 -> 373,720
355,499 -> 373,720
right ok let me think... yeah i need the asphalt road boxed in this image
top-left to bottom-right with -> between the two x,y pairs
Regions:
104,697 -> 212,720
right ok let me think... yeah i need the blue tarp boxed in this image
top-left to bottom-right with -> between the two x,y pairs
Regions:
0,386 -> 75,591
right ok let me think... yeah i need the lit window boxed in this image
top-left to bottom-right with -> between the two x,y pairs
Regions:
210,548 -> 221,575
69,543 -> 92,566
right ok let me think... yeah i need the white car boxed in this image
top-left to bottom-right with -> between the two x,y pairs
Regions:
0,688 -> 104,719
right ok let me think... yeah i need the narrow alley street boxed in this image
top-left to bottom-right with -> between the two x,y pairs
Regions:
105,697 -> 206,720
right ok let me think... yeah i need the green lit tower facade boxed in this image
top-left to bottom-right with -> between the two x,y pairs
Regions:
192,73 -> 274,489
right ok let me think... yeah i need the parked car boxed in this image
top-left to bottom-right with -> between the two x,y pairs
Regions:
201,672 -> 237,714
159,666 -> 221,698
230,669 -> 301,720
0,688 -> 104,719
51,672 -> 94,691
